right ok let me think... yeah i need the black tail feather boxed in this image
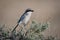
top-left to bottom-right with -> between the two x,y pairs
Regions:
12,23 -> 19,32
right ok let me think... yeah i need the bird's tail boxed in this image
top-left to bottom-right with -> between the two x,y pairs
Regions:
12,22 -> 22,32
12,23 -> 19,32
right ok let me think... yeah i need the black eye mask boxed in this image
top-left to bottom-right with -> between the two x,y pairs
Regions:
25,9 -> 34,13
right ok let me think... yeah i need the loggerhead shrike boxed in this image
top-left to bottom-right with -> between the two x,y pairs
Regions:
12,8 -> 34,32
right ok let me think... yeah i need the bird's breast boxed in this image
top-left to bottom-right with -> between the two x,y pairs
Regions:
24,13 -> 31,24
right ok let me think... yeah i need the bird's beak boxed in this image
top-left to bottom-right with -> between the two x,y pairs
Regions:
32,10 -> 34,12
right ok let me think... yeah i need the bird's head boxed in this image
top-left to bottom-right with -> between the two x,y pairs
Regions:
25,8 -> 34,13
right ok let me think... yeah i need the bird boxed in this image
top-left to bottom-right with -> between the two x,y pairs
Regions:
12,8 -> 34,32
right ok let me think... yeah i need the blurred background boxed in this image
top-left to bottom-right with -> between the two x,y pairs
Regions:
0,0 -> 60,39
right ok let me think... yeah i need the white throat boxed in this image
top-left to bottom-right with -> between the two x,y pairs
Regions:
27,12 -> 32,14
27,12 -> 32,17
